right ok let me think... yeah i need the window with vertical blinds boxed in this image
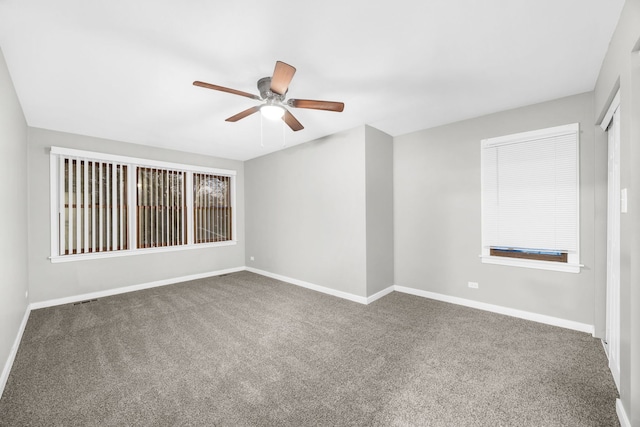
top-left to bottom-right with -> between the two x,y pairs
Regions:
50,147 -> 236,262
136,167 -> 187,248
193,173 -> 232,243
59,158 -> 128,255
480,123 -> 581,273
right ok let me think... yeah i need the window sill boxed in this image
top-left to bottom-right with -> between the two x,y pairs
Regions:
480,255 -> 582,273
50,240 -> 237,263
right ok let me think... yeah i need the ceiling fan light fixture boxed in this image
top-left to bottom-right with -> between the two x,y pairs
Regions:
260,104 -> 285,121
195,60 -> 342,132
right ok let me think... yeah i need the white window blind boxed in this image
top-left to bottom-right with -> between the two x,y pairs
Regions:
481,123 -> 580,271
50,146 -> 237,262
59,157 -> 128,255
136,167 -> 187,249
193,173 -> 232,243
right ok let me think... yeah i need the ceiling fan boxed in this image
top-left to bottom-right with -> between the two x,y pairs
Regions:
193,61 -> 344,132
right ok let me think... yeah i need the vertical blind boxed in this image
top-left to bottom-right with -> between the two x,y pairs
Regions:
52,148 -> 236,259
60,158 -> 128,255
481,123 -> 579,253
136,167 -> 187,248
193,173 -> 232,243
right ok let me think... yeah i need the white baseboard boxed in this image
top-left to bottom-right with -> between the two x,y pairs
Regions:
393,285 -> 594,334
366,286 -> 394,304
29,267 -> 246,310
27,267 -> 597,333
0,304 -> 31,399
617,399 -> 631,427
245,267 -> 394,305
246,267 -> 376,305
243,270 -> 595,335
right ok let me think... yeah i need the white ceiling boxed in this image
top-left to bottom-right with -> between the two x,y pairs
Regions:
0,0 -> 625,161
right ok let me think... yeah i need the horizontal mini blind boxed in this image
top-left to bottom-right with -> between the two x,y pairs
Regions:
481,124 -> 579,253
60,157 -> 128,255
136,167 -> 187,248
193,173 -> 232,243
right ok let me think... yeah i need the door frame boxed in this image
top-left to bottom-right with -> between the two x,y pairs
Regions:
600,90 -> 621,391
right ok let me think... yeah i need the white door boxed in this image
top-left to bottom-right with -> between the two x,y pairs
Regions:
605,103 -> 621,390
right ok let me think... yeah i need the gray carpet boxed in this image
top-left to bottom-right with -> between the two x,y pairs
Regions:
0,271 -> 619,426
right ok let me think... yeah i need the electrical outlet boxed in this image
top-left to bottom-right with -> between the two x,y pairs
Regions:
250,256 -> 255,261
25,290 -> 28,299
468,282 -> 479,289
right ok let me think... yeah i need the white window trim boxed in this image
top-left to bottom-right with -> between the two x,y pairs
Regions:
49,146 -> 237,263
50,241 -> 238,264
480,123 -> 582,273
479,254 -> 582,273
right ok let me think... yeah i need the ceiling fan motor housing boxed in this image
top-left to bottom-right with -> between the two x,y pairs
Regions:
257,77 -> 285,101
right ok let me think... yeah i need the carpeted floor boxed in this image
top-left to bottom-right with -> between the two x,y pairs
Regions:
0,271 -> 619,426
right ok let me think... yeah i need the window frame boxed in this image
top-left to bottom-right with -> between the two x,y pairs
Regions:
480,123 -> 582,273
49,146 -> 237,263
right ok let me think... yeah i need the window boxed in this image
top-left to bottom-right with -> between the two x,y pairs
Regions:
136,167 -> 187,249
50,147 -> 236,262
58,158 -> 129,255
193,173 -> 232,243
480,123 -> 580,273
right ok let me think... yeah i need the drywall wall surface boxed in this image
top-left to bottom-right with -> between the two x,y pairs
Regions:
0,46 -> 29,395
27,128 -> 245,303
394,92 -> 597,325
245,126 -> 368,297
594,0 -> 640,118
364,125 -> 394,295
593,0 -> 640,423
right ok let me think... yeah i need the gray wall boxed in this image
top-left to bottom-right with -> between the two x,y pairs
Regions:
0,47 -> 29,392
27,128 -> 245,303
593,0 -> 640,423
394,92 -> 598,326
245,126 -> 368,297
364,126 -> 394,296
245,124 -> 394,299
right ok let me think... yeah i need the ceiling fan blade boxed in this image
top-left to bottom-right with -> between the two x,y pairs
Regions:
288,99 -> 345,112
282,109 -> 304,131
270,61 -> 296,95
193,81 -> 260,100
225,106 -> 260,122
